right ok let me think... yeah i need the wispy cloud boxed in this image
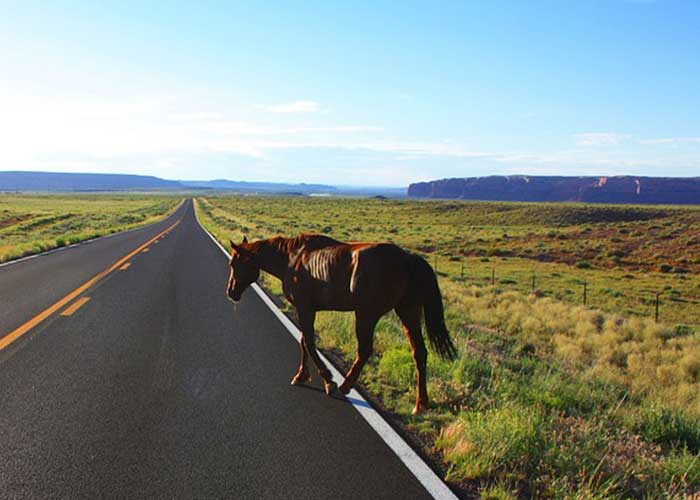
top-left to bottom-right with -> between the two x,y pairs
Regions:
261,100 -> 320,113
573,132 -> 627,146
640,137 -> 700,145
261,125 -> 383,135
3,90 -> 698,185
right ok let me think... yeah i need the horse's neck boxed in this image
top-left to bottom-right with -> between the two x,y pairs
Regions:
253,237 -> 303,280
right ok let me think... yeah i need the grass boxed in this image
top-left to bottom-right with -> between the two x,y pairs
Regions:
0,194 -> 181,263
195,195 -> 700,326
196,195 -> 700,498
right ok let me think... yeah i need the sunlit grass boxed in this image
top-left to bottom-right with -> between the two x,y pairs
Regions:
0,194 -> 181,263
196,194 -> 700,498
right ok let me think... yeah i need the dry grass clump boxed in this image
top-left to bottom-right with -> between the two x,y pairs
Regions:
443,282 -> 700,414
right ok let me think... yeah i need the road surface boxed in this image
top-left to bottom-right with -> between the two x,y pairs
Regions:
0,199 -> 441,499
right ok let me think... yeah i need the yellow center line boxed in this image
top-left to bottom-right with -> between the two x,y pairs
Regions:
60,297 -> 91,316
119,262 -> 131,271
0,218 -> 181,351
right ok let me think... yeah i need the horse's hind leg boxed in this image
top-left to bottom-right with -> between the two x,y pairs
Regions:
396,304 -> 429,415
297,307 -> 337,396
339,312 -> 379,395
290,340 -> 311,385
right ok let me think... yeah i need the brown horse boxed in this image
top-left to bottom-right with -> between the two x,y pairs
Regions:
226,234 -> 457,414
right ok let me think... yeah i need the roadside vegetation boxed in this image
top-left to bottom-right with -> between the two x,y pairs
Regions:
0,194 -> 181,264
196,195 -> 700,498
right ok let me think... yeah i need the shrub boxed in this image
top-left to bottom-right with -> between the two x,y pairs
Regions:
377,347 -> 415,387
452,356 -> 493,391
480,483 -> 518,500
633,407 -> 700,453
654,448 -> 700,493
438,405 -> 544,481
487,248 -> 511,257
537,412 -> 674,498
607,249 -> 626,258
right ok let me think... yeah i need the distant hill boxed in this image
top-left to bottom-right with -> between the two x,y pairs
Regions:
407,175 -> 700,205
0,171 -> 182,191
0,171 -> 336,194
0,171 -> 401,197
180,179 -> 336,193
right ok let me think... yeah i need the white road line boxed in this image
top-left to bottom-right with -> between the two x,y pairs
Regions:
193,202 -> 457,500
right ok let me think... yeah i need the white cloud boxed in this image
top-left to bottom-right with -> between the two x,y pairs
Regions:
640,137 -> 700,145
573,132 -> 627,146
261,100 -> 320,113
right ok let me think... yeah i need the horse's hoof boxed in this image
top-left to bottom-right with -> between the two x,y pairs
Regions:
339,382 -> 352,395
412,402 -> 429,415
324,380 -> 338,396
290,373 -> 311,385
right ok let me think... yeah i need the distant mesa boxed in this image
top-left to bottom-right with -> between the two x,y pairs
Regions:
407,175 -> 700,205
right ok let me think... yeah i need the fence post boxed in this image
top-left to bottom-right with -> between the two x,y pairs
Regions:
460,261 -> 464,279
583,282 -> 588,306
531,272 -> 536,291
491,267 -> 495,286
434,255 -> 438,273
655,292 -> 661,323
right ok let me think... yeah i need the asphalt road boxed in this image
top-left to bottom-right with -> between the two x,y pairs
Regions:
0,199 -> 436,499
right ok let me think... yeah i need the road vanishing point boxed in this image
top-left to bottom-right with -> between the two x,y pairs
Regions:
0,199 -> 453,500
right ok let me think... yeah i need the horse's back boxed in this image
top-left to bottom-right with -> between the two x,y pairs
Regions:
349,243 -> 411,309
287,240 -> 355,309
290,238 -> 411,312
296,233 -> 344,252
350,242 -> 410,275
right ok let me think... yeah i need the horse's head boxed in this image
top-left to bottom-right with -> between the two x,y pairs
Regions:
227,236 -> 260,303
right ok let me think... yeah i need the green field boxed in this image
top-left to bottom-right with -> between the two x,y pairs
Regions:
0,194 -> 181,264
197,195 -> 700,499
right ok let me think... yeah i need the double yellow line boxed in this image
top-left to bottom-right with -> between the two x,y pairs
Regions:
0,219 -> 181,351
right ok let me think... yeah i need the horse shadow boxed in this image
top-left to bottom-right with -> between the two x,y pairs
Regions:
292,383 -> 372,409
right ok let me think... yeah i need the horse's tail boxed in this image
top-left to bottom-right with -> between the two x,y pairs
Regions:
410,254 -> 458,361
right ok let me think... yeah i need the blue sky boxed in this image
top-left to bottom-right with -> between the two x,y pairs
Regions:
1,1 -> 698,186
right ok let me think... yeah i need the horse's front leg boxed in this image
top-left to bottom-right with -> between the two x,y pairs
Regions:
297,307 -> 337,396
290,339 -> 311,385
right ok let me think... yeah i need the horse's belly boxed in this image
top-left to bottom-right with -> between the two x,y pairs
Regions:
314,284 -> 354,311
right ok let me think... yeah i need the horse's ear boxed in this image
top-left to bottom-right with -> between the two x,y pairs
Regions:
230,240 -> 240,252
242,236 -> 248,244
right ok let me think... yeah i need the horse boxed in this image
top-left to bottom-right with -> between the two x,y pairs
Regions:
226,234 -> 457,415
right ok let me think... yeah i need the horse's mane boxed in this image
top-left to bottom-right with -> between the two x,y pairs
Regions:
248,233 -> 344,256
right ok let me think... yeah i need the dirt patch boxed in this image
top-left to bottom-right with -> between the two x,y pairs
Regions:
0,215 -> 32,230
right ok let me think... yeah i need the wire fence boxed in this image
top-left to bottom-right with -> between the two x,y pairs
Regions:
430,254 -> 700,326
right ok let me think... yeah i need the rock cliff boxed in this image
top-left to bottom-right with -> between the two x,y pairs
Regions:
407,176 -> 700,204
